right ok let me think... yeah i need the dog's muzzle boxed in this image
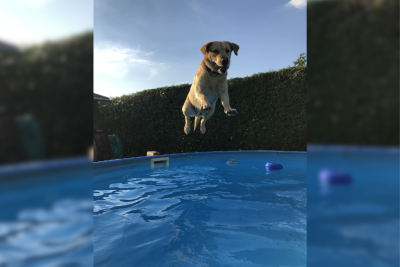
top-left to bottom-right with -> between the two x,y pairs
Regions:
218,65 -> 229,73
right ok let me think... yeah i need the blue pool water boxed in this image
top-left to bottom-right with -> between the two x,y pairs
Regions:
0,158 -> 93,267
307,146 -> 399,267
94,152 -> 307,266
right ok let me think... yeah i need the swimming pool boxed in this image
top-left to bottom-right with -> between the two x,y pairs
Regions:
307,145 -> 399,267
0,157 -> 93,267
94,151 -> 307,266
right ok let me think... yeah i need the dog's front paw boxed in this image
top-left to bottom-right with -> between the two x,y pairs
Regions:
225,109 -> 238,116
201,103 -> 212,111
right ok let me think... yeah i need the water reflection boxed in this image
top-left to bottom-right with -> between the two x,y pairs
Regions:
94,157 -> 306,266
308,147 -> 399,267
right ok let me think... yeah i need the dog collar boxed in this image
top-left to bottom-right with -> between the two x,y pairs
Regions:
205,64 -> 220,75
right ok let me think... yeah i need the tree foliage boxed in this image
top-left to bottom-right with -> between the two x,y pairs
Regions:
293,53 -> 307,67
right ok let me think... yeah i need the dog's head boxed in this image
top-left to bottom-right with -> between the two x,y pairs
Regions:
200,41 -> 239,74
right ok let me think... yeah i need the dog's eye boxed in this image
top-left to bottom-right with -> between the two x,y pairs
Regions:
213,50 -> 219,54
226,49 -> 230,53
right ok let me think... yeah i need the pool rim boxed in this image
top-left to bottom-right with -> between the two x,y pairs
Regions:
0,156 -> 91,178
307,144 -> 399,154
93,150 -> 306,167
3,144 -> 396,177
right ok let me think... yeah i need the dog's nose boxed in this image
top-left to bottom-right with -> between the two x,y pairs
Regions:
222,57 -> 229,66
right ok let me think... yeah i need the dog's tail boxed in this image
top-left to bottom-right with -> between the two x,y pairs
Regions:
194,116 -> 200,131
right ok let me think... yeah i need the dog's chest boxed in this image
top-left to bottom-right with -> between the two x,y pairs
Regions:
204,90 -> 220,105
203,74 -> 225,92
190,71 -> 227,108
207,77 -> 220,89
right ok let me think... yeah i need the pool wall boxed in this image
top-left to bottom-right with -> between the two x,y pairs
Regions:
94,150 -> 306,166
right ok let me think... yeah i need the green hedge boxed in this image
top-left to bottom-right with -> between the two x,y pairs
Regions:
308,0 -> 398,145
1,32 -> 93,159
100,66 -> 306,158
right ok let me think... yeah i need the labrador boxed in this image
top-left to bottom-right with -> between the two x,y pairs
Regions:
182,41 -> 239,135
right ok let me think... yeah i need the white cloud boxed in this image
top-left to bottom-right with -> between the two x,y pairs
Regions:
94,42 -> 166,79
129,58 -> 151,64
285,0 -> 306,9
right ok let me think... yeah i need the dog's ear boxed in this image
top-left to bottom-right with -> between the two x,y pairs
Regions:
200,42 -> 214,55
229,42 -> 239,56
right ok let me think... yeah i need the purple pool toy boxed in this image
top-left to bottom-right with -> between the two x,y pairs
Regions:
265,162 -> 283,170
319,169 -> 352,185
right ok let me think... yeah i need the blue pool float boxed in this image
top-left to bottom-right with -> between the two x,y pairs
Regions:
265,162 -> 283,170
319,169 -> 352,185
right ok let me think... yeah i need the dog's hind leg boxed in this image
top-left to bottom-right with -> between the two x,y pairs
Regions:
200,104 -> 215,134
184,116 -> 191,135
194,116 -> 201,131
182,97 -> 196,135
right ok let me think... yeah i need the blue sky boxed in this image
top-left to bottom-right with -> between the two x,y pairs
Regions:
94,0 -> 306,97
0,0 -> 92,46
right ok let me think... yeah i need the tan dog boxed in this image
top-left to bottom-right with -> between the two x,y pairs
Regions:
182,41 -> 239,135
